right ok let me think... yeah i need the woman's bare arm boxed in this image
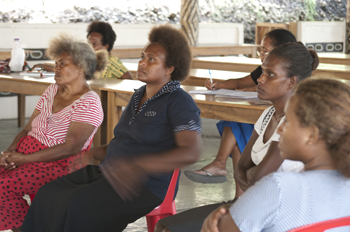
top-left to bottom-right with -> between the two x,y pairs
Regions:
31,63 -> 55,72
120,71 -> 133,79
234,130 -> 259,191
245,141 -> 284,185
4,121 -> 95,167
100,130 -> 202,200
205,74 -> 256,90
201,204 -> 241,232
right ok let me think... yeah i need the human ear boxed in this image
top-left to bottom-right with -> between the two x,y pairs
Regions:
306,124 -> 320,145
288,76 -> 298,90
165,66 -> 175,76
79,68 -> 84,74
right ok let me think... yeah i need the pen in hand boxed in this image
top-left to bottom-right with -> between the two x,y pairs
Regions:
209,69 -> 212,84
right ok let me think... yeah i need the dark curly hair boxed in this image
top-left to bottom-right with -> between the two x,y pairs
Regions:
86,21 -> 116,52
265,29 -> 297,47
294,79 -> 350,177
148,25 -> 191,81
268,42 -> 319,82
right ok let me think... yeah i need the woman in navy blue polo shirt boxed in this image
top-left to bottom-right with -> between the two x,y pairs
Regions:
21,25 -> 202,232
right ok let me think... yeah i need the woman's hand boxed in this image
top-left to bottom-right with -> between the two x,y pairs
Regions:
30,63 -> 55,72
205,79 -> 218,90
99,157 -> 148,201
2,151 -> 27,169
0,151 -> 10,167
201,204 -> 231,232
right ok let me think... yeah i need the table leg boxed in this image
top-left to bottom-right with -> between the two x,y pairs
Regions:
17,94 -> 25,127
107,91 -> 121,143
251,47 -> 258,58
98,91 -> 108,145
93,89 -> 102,147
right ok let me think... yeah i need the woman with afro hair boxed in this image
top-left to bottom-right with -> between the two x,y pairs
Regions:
21,24 -> 202,232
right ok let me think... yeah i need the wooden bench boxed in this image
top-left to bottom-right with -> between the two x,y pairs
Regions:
190,57 -> 350,80
318,53 -> 350,65
111,44 -> 261,59
0,73 -> 105,146
123,62 -> 250,87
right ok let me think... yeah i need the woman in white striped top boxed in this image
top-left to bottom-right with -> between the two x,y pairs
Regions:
0,33 -> 107,232
202,79 -> 350,232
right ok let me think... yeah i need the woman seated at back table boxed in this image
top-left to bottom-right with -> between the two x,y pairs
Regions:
0,33 -> 107,232
185,29 -> 297,196
202,78 -> 350,232
33,21 -> 133,79
155,42 -> 319,232
20,24 -> 202,232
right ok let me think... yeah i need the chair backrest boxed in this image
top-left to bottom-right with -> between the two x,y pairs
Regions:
288,216 -> 350,232
162,169 -> 180,206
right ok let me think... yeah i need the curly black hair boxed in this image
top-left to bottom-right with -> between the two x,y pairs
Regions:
86,21 -> 116,52
148,25 -> 192,81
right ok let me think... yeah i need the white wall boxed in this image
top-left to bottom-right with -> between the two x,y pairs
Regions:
297,21 -> 346,43
0,23 -> 244,119
0,95 -> 40,119
0,23 -> 244,50
297,21 -> 346,52
196,23 -> 244,45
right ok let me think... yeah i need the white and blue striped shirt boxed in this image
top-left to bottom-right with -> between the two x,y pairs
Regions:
230,170 -> 350,232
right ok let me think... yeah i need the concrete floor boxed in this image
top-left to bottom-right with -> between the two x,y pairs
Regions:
0,118 -> 236,232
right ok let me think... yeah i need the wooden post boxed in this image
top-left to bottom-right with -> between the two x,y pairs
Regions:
17,94 -> 25,127
346,0 -> 350,53
180,0 -> 200,46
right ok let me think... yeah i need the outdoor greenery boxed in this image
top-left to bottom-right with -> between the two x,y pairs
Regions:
0,0 -> 346,43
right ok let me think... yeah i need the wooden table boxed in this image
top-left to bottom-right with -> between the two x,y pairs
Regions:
0,50 -> 33,60
318,53 -> 350,65
111,44 -> 261,59
0,73 -> 105,146
0,74 -> 271,144
125,59 -> 350,86
95,79 -> 270,142
123,62 -> 250,87
191,56 -> 350,80
192,57 -> 259,72
190,44 -> 260,58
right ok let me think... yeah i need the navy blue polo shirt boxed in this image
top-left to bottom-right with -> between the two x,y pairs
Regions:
103,81 -> 201,200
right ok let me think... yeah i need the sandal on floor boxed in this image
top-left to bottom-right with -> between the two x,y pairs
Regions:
184,169 -> 227,184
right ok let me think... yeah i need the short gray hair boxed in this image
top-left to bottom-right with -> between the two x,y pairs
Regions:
46,33 -> 108,80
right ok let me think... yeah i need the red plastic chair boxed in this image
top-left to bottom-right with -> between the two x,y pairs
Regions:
29,138 -> 94,202
289,216 -> 350,232
145,169 -> 180,232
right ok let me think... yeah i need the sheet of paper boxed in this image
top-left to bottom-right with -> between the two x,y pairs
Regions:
41,72 -> 55,77
189,89 -> 258,99
20,71 -> 55,78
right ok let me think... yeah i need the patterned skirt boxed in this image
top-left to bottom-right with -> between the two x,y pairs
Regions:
0,135 -> 89,230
